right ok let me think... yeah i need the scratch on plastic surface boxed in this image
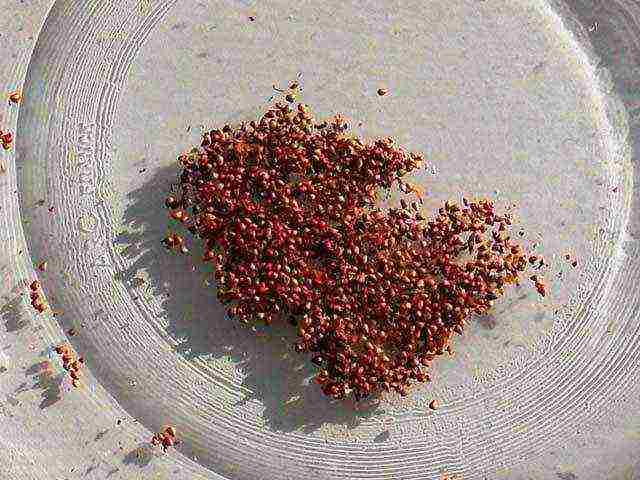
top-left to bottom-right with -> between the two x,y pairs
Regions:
606,320 -> 615,334
55,95 -> 64,112
137,0 -> 151,16
494,466 -> 512,478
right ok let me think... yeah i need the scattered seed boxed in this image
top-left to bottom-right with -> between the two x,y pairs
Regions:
53,342 -> 84,386
152,425 -> 179,452
8,90 -> 21,104
377,88 -> 388,96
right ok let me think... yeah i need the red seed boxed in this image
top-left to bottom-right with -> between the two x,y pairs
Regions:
162,103 -> 546,402
162,435 -> 174,447
8,91 -> 21,104
163,426 -> 177,437
165,196 -> 179,209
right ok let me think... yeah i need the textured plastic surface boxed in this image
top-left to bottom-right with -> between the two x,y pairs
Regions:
1,1 -> 640,479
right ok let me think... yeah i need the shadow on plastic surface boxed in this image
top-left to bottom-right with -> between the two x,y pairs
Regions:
122,443 -> 155,468
22,358 -> 65,409
114,162 -> 380,435
1,295 -> 30,333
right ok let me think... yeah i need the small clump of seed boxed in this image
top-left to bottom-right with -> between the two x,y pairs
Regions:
564,253 -> 578,268
54,343 -> 84,388
29,280 -> 47,313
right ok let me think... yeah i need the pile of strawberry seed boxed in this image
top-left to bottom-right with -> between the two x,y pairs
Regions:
164,102 -> 546,401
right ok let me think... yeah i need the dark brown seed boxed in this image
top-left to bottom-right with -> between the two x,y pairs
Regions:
8,91 -> 22,104
165,196 -> 179,209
